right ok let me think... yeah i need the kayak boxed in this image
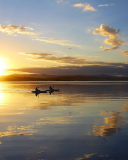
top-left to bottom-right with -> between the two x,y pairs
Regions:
31,90 -> 47,93
46,89 -> 60,92
31,89 -> 60,94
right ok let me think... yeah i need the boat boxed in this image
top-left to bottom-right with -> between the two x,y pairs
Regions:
45,89 -> 60,92
31,88 -> 60,95
31,90 -> 47,93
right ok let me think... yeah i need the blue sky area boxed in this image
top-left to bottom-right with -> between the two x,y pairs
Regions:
0,0 -> 128,76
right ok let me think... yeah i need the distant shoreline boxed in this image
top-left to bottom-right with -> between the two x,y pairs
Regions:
0,74 -> 128,81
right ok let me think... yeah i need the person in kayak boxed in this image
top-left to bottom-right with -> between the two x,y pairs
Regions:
49,86 -> 53,90
36,87 -> 39,91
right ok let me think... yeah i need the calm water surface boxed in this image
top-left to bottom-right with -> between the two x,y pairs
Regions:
0,81 -> 128,160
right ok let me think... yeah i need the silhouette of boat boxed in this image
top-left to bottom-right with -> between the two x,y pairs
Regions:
31,88 -> 60,96
31,90 -> 47,93
45,89 -> 60,92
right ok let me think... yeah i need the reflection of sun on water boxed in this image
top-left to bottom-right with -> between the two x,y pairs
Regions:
0,92 -> 4,103
0,90 -> 5,109
0,84 -> 5,105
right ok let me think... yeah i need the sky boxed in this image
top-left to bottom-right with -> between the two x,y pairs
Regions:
0,0 -> 128,76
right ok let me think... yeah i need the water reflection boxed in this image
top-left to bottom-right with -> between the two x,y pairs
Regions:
0,81 -> 127,160
93,111 -> 123,137
76,153 -> 109,160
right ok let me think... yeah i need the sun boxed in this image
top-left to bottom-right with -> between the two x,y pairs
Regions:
0,58 -> 7,75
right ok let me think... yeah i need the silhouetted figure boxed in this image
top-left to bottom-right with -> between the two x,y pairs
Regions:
36,87 -> 39,91
49,86 -> 53,90
49,86 -> 53,95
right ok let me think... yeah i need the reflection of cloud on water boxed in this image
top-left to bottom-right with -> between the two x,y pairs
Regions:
93,111 -> 123,136
105,115 -> 123,128
122,102 -> 128,112
17,125 -> 35,131
37,116 -> 74,125
0,125 -> 36,138
0,115 -> 74,140
0,126 -> 26,138
30,94 -> 97,111
32,105 -> 53,110
0,132 -> 26,137
0,116 -> 74,140
76,153 -> 109,159
85,153 -> 97,158
93,126 -> 118,137
122,107 -> 128,112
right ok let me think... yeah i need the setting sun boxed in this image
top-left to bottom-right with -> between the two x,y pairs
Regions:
0,58 -> 7,75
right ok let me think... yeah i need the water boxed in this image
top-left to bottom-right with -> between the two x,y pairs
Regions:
0,81 -> 128,160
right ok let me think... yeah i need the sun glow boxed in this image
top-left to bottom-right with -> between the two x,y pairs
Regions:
0,58 -> 7,75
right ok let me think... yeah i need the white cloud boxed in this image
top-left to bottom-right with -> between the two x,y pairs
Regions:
88,29 -> 91,32
0,24 -> 36,35
36,37 -> 81,48
121,50 -> 128,56
57,0 -> 69,4
93,24 -> 123,52
98,4 -> 114,7
93,24 -> 120,38
100,45 -> 105,48
57,0 -> 63,3
74,3 -> 97,12
21,52 -> 87,65
0,24 -> 80,48
74,3 -> 85,8
98,4 -> 109,7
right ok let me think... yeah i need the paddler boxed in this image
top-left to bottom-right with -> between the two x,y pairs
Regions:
36,87 -> 39,91
49,86 -> 53,90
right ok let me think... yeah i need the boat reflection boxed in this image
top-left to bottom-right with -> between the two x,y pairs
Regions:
48,89 -> 60,95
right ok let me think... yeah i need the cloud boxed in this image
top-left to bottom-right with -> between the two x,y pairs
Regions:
87,29 -> 91,32
0,24 -> 78,48
93,24 -> 123,51
0,24 -> 36,35
93,24 -> 120,38
6,62 -> 128,76
57,0 -> 69,4
21,52 -> 128,69
74,3 -> 85,8
57,0 -> 63,3
122,51 -> 128,56
98,4 -> 114,7
98,4 -> 109,7
100,45 -> 105,48
74,3 -> 97,12
22,52 -> 88,65
102,45 -> 120,52
36,37 -> 81,48
104,37 -> 123,46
